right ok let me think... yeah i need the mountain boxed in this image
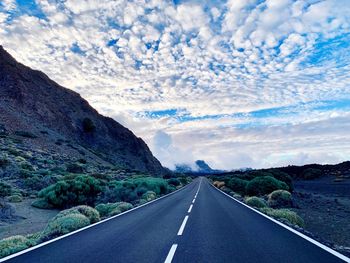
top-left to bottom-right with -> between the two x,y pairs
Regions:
0,46 -> 164,174
175,160 -> 223,174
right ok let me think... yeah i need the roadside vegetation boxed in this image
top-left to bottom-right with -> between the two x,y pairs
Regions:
210,169 -> 304,228
0,132 -> 192,258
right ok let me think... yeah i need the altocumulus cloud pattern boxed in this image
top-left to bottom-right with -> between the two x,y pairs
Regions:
1,0 -> 350,169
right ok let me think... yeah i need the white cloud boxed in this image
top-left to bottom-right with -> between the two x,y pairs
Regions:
1,0 -> 350,169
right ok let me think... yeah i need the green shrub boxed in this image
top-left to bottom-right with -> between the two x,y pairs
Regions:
8,194 -> 22,203
246,176 -> 288,196
260,208 -> 304,227
142,191 -> 156,201
0,181 -> 12,197
82,118 -> 96,133
100,177 -> 169,203
42,214 -> 90,240
54,205 -> 100,223
301,168 -> 322,180
167,178 -> 180,186
268,190 -> 292,208
20,162 -> 34,171
95,202 -> 133,217
0,235 -> 35,258
31,199 -> 53,209
245,196 -> 267,208
38,175 -> 102,208
267,169 -> 293,191
226,178 -> 248,195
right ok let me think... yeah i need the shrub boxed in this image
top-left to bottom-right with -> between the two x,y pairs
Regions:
246,176 -> 288,196
66,163 -> 84,173
168,178 -> 180,187
245,196 -> 267,208
0,157 -> 10,168
8,194 -> 23,203
268,190 -> 292,208
213,181 -> 225,188
267,169 -> 293,191
301,168 -> 322,180
260,208 -> 304,227
142,191 -> 156,202
0,200 -> 16,220
42,214 -> 90,240
38,175 -> 102,208
31,199 -> 53,209
95,202 -> 133,217
54,205 -> 100,224
0,235 -> 35,258
0,181 -> 12,197
226,178 -> 248,195
20,162 -> 34,171
82,118 -> 96,133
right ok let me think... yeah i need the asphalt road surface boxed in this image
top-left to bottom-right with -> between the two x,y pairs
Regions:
2,178 -> 348,263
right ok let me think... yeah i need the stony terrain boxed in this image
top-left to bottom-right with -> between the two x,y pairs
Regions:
292,175 -> 350,255
0,45 -> 164,175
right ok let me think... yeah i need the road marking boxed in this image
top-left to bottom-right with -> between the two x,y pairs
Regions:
188,204 -> 193,213
192,198 -> 196,204
164,244 -> 178,263
0,182 -> 196,263
177,215 -> 189,235
211,182 -> 350,263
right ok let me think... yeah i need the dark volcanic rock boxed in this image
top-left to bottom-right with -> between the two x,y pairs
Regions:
0,46 -> 164,174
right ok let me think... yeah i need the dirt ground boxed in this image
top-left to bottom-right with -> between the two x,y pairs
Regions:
292,176 -> 350,252
0,199 -> 58,239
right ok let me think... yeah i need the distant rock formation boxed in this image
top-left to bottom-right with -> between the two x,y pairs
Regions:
175,160 -> 223,174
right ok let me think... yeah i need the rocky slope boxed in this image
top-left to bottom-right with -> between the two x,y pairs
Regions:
0,46 -> 164,174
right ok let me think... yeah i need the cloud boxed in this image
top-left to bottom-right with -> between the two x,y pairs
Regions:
1,0 -> 350,169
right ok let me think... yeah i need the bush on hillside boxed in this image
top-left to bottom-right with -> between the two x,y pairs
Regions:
226,178 -> 248,195
245,176 -> 288,196
38,175 -> 102,208
66,163 -> 84,173
0,157 -> 10,168
0,181 -> 12,197
260,208 -> 304,227
82,118 -> 96,133
266,169 -> 293,191
267,190 -> 292,208
245,196 -> 267,208
14,131 -> 38,139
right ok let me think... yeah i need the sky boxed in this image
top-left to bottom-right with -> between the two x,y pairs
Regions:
1,0 -> 350,170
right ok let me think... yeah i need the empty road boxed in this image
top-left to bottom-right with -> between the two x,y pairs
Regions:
2,178 -> 348,263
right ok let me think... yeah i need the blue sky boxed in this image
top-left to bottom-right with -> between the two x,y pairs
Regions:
1,0 -> 350,169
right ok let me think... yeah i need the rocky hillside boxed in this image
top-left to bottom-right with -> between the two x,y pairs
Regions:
0,46 -> 164,174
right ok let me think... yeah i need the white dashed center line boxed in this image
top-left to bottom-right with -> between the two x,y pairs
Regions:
164,244 -> 178,263
177,215 -> 189,236
188,204 -> 193,213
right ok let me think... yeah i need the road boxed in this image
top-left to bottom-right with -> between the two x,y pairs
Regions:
2,178 -> 348,263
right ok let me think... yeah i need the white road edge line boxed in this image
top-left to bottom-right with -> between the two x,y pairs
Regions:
188,204 -> 193,213
210,182 -> 350,263
177,215 -> 189,236
164,244 -> 178,263
192,198 -> 196,204
0,180 -> 198,263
